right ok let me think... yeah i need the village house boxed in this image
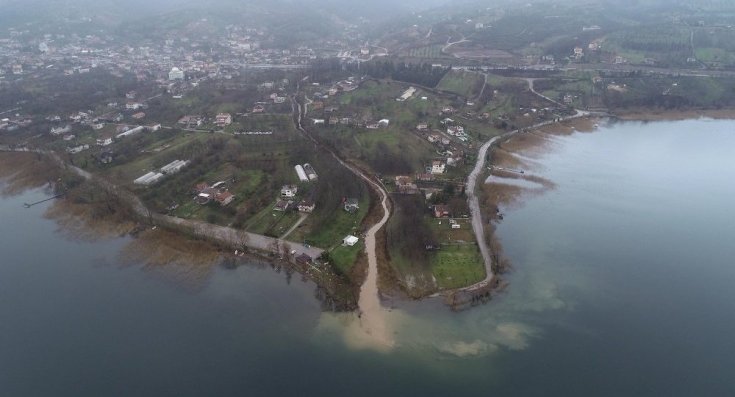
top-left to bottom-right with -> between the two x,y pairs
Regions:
126,102 -> 143,110
132,112 -> 146,120
252,104 -> 266,113
215,113 -> 232,127
434,204 -> 450,218
178,115 -> 203,128
344,198 -> 360,213
431,160 -> 446,175
214,191 -> 235,206
281,185 -> 298,198
416,123 -> 429,131
96,133 -> 114,146
447,125 -> 465,136
192,183 -> 233,206
297,199 -> 316,213
50,125 -> 72,135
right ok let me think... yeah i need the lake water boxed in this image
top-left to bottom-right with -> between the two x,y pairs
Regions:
2,118 -> 735,396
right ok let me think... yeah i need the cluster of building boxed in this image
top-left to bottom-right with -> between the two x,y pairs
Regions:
192,181 -> 236,206
274,184 -> 315,214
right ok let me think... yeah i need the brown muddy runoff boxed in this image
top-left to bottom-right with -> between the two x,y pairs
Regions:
0,153 -> 62,196
1,152 -> 222,291
482,117 -> 599,218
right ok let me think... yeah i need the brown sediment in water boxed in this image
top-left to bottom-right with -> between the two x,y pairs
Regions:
44,199 -> 137,242
0,152 -> 61,196
119,229 -> 221,292
496,130 -> 566,160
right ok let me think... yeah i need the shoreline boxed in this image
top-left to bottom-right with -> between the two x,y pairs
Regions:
614,108 -> 735,121
470,108 -> 735,306
3,108 -> 733,312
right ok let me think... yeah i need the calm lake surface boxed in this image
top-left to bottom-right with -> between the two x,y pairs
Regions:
2,118 -> 734,396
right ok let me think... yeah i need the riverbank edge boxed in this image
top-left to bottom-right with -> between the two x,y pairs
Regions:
0,149 -> 360,311
459,109 -> 735,307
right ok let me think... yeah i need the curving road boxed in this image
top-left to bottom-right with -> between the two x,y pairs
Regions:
459,79 -> 591,293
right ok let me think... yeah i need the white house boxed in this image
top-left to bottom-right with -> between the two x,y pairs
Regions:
343,235 -> 359,247
50,125 -> 72,135
96,137 -> 114,146
281,185 -> 298,198
431,160 -> 446,175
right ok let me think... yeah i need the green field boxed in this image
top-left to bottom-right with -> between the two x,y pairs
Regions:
329,242 -> 363,275
431,244 -> 485,289
437,70 -> 485,98
405,44 -> 444,59
299,198 -> 368,248
245,205 -> 302,237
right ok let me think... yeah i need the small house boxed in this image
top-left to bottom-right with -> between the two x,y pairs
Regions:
343,235 -> 359,247
434,204 -> 450,218
298,199 -> 316,213
215,191 -> 235,206
215,113 -> 232,127
281,185 -> 298,198
431,160 -> 446,175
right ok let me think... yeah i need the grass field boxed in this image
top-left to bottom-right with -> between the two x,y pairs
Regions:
245,205 -> 301,237
301,198 -> 368,248
330,242 -> 363,275
405,44 -> 445,59
437,70 -> 485,98
431,244 -> 485,289
695,47 -> 735,66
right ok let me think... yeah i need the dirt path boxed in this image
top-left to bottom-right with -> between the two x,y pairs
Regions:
292,93 -> 395,348
280,213 -> 308,239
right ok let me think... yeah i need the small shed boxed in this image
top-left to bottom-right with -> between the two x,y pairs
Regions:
343,235 -> 359,247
